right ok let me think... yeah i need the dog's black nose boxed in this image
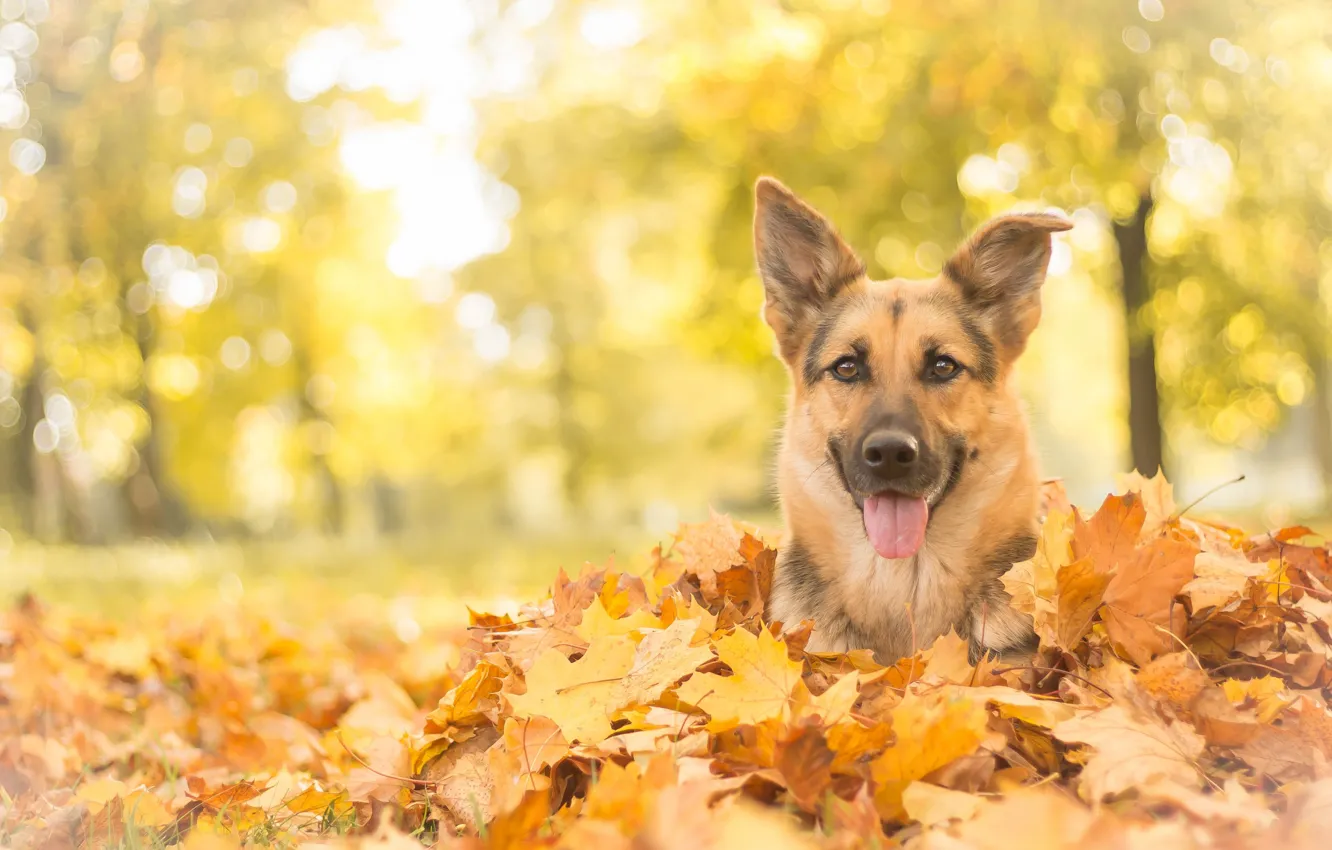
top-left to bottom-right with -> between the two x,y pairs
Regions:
861,430 -> 919,478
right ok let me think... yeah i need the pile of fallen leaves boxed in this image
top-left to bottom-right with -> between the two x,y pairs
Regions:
4,472 -> 1332,849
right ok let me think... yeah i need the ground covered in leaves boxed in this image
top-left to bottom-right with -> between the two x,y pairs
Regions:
4,473 -> 1332,849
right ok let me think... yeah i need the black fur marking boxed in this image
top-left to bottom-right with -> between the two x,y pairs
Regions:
800,297 -> 866,385
825,442 -> 858,507
891,297 -> 905,321
956,311 -> 998,383
824,262 -> 867,301
774,540 -> 826,622
942,256 -> 979,299
931,436 -> 968,510
969,447 -> 980,460
802,311 -> 841,385
968,604 -> 1038,665
984,533 -> 1039,576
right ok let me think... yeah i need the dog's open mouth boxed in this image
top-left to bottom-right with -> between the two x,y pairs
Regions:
862,492 -> 929,559
828,439 -> 966,560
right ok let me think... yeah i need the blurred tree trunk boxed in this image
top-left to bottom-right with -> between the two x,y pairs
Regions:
293,347 -> 344,535
14,304 -> 63,541
123,310 -> 191,537
112,21 -> 189,539
1313,352 -> 1332,507
1306,262 -> 1332,506
1113,192 -> 1165,477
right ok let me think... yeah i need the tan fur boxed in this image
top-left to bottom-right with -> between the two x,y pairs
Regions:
753,176 -> 1070,664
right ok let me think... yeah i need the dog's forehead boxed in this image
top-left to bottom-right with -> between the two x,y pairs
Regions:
804,275 -> 965,371
864,276 -> 947,311
836,276 -> 956,337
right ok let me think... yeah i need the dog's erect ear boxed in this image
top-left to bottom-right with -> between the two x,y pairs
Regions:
754,177 -> 864,363
943,212 -> 1072,354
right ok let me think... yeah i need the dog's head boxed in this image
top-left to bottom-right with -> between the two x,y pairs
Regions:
754,177 -> 1070,560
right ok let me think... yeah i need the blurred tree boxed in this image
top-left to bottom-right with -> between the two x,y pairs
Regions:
1,0 -> 1328,544
0,0 -> 382,539
470,0 -> 1331,501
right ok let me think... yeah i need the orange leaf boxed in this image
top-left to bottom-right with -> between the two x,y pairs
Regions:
774,726 -> 834,811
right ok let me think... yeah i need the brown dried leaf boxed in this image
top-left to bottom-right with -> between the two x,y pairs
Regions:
1053,704 -> 1205,800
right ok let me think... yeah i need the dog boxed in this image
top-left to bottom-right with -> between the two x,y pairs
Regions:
755,176 -> 1071,664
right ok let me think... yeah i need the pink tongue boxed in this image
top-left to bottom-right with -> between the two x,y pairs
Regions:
863,493 -> 929,559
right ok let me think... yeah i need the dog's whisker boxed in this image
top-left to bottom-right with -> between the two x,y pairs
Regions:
803,458 -> 830,487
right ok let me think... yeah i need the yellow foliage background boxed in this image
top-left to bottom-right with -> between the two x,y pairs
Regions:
0,0 -> 1330,600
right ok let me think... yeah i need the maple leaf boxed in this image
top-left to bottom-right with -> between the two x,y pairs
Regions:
922,630 -> 986,684
506,638 -> 636,744
1192,687 -> 1262,747
791,670 -> 861,725
1054,557 -> 1111,649
608,618 -> 714,710
670,509 -> 748,599
1002,510 -> 1073,645
1072,492 -> 1146,572
965,686 -> 1081,728
950,788 -> 1100,850
425,727 -> 499,831
773,725 -> 834,811
1116,468 -> 1176,536
284,786 -> 353,820
827,717 -> 895,774
902,781 -> 984,827
574,594 -> 661,641
17,468 -> 1332,850
1039,478 -> 1074,517
870,689 -> 991,820
675,626 -> 802,731
1053,704 -> 1205,800
1221,676 -> 1296,724
502,715 -> 568,775
1182,546 -> 1266,611
345,735 -> 412,804
1100,537 -> 1196,665
425,658 -> 504,732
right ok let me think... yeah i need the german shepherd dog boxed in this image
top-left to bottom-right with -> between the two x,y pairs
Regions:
755,177 -> 1071,664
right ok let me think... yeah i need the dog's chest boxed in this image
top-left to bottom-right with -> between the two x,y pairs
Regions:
837,539 -> 969,657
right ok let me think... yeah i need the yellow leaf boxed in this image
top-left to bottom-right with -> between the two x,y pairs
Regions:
1053,704 -> 1205,800
1055,557 -> 1110,649
506,639 -> 636,744
922,630 -> 976,684
608,618 -> 714,709
284,787 -> 353,819
575,595 -> 661,642
1116,468 -> 1176,536
122,789 -> 174,829
502,715 -> 568,774
902,781 -> 984,827
1002,510 -> 1072,645
671,508 -> 747,598
424,728 -> 498,831
75,778 -> 128,813
964,685 -> 1080,728
870,689 -> 989,820
1182,548 -> 1265,611
426,659 -> 504,731
792,671 -> 861,725
674,627 -> 802,732
1222,676 -> 1296,724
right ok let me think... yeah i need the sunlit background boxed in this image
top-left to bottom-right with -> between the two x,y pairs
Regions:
1,0 -> 1330,612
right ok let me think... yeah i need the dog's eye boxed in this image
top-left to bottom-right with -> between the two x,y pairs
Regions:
831,357 -> 860,382
929,355 -> 961,381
